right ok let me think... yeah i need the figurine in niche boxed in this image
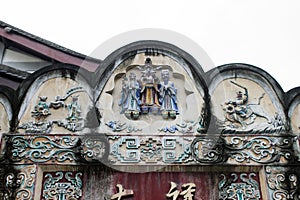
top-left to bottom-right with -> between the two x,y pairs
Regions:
159,69 -> 179,119
66,95 -> 82,122
119,73 -> 141,119
139,58 -> 161,114
223,81 -> 271,128
31,96 -> 51,122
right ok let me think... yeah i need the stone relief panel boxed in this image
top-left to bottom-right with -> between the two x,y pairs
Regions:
210,78 -> 286,134
97,54 -> 206,135
18,78 -> 92,134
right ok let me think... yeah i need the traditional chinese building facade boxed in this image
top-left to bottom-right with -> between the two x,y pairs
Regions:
0,21 -> 300,200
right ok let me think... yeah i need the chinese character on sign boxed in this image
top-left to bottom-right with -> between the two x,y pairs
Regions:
111,184 -> 134,200
166,182 -> 196,200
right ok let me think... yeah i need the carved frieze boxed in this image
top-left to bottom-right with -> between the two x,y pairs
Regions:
108,136 -> 193,164
18,75 -> 93,134
3,134 -> 297,165
7,135 -> 81,163
192,135 -> 296,165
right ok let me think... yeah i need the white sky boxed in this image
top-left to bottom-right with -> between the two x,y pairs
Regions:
1,0 -> 300,91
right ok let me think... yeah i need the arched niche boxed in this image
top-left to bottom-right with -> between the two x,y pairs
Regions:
95,41 -> 209,135
207,63 -> 286,134
16,64 -> 94,134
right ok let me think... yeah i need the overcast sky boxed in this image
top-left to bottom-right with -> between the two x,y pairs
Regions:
1,1 -> 300,91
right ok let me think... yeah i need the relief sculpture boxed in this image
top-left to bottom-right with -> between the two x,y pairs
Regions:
221,81 -> 285,133
119,73 -> 141,120
222,81 -> 270,129
118,58 -> 179,120
18,87 -> 85,133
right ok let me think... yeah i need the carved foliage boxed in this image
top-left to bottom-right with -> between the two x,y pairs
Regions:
191,135 -> 296,164
8,135 -> 80,163
225,136 -> 295,164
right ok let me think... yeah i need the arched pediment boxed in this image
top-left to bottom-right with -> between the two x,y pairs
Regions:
94,41 -> 209,135
16,64 -> 95,134
207,63 -> 286,134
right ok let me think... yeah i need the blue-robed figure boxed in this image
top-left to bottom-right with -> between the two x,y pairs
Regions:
159,69 -> 179,119
119,73 -> 141,119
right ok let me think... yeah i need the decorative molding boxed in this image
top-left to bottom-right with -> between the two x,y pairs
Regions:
224,136 -> 296,164
109,136 -> 193,164
8,135 -> 80,163
192,135 -> 296,164
3,134 -> 298,165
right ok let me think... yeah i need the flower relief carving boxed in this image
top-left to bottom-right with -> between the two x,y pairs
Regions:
101,56 -> 207,134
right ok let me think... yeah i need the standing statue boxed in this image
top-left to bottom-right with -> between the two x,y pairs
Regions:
119,73 -> 141,119
159,69 -> 179,119
139,58 -> 160,114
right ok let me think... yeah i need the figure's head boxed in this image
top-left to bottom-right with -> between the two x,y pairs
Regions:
236,91 -> 243,99
145,57 -> 152,65
161,69 -> 170,82
72,95 -> 79,102
129,72 -> 136,80
39,96 -> 48,101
